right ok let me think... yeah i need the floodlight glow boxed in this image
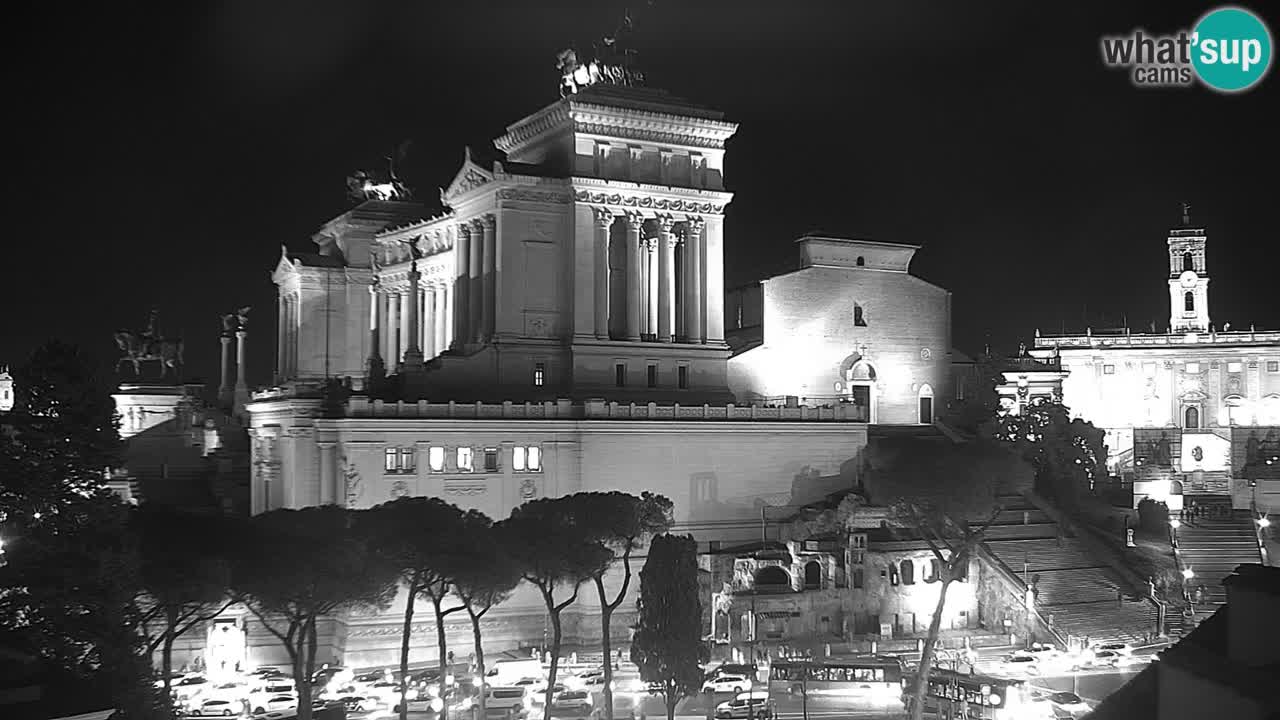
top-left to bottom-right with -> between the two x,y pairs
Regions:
1169,518 -> 1181,529
1182,568 -> 1195,580
1258,517 -> 1271,528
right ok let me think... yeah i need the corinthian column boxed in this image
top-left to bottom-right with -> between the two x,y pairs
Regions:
593,208 -> 613,339
398,288 -> 412,365
436,286 -> 449,355
480,214 -> 496,342
219,333 -> 233,396
275,295 -> 286,382
235,328 -> 248,392
422,283 -> 436,359
454,224 -> 470,349
403,263 -> 423,371
685,217 -> 705,344
646,239 -> 659,338
387,290 -> 400,363
657,216 -> 676,343
469,219 -> 484,343
367,282 -> 384,380
625,213 -> 643,341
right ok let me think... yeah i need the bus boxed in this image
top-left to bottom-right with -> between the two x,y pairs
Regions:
903,668 -> 1047,720
767,657 -> 904,701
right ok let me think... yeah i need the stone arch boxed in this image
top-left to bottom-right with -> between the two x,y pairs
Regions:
803,561 -> 821,590
849,361 -> 877,382
1183,251 -> 1194,272
754,565 -> 790,588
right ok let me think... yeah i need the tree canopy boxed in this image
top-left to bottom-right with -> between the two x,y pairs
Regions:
631,534 -> 706,720
991,399 -> 1107,510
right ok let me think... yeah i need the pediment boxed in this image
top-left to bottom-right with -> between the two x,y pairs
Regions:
271,245 -> 299,283
440,148 -> 494,205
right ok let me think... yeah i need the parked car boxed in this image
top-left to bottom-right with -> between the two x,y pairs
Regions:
551,690 -> 593,714
250,695 -> 297,715
195,699 -> 243,717
703,675 -> 752,694
1048,691 -> 1090,714
715,691 -> 773,719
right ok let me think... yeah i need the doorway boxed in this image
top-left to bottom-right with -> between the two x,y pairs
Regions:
1184,405 -> 1200,429
918,383 -> 935,424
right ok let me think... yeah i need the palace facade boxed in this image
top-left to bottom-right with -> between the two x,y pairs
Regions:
230,70 -> 961,670
1021,211 -> 1280,512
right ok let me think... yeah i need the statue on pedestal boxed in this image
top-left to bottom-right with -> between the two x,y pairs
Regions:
114,309 -> 185,380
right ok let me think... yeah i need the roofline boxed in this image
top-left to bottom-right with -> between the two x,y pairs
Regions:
795,235 -> 922,250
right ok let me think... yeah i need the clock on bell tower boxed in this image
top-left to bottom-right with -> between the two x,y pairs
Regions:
1167,203 -> 1210,334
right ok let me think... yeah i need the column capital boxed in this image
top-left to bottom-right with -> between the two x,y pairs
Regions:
480,213 -> 497,230
685,216 -> 706,234
457,222 -> 473,238
592,207 -> 616,228
624,212 -> 645,231
468,217 -> 485,232
656,214 -> 677,233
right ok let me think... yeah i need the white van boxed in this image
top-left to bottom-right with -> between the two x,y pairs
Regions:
485,685 -> 532,715
486,659 -> 544,686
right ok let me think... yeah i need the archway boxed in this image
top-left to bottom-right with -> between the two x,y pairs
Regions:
846,361 -> 877,423
918,383 -> 935,424
754,565 -> 790,589
804,561 -> 821,590
1185,405 -> 1200,429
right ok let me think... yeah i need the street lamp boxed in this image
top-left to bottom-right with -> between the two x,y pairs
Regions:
1168,518 -> 1180,548
1181,567 -> 1195,581
1258,516 -> 1271,529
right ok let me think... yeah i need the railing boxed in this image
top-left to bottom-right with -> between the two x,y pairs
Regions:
973,544 -> 1070,650
1035,329 -> 1280,348
340,397 -> 872,422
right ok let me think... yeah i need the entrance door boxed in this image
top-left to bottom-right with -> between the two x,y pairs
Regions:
849,384 -> 872,422
919,396 -> 933,424
1185,405 -> 1200,429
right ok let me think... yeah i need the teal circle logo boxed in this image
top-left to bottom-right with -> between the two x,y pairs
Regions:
1192,6 -> 1273,92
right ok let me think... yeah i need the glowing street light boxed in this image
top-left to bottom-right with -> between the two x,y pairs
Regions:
1258,516 -> 1271,529
1181,567 -> 1195,581
1169,518 -> 1181,530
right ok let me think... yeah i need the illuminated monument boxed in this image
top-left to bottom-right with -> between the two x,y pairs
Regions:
242,25 -> 957,668
1026,206 -> 1280,512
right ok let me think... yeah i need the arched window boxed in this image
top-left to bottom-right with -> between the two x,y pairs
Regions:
849,362 -> 876,382
900,559 -> 915,585
1185,406 -> 1200,429
1183,252 -> 1194,272
1184,292 -> 1195,312
856,256 -> 865,267
925,559 -> 941,583
1224,396 -> 1247,426
854,304 -> 867,327
804,561 -> 821,590
754,566 -> 790,589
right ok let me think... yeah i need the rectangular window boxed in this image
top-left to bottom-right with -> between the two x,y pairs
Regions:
1103,365 -> 1115,375
1185,362 -> 1200,374
1267,361 -> 1279,373
428,446 -> 445,472
456,447 -> 473,472
385,448 -> 398,473
534,363 -> 545,387
615,363 -> 626,387
647,364 -> 658,388
483,448 -> 499,473
678,365 -> 689,389
399,448 -> 415,473
1227,361 -> 1242,373
513,445 -> 542,472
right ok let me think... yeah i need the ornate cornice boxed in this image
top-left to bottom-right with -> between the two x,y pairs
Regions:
494,104 -> 573,155
496,188 -> 573,204
568,104 -> 738,150
575,189 -> 726,216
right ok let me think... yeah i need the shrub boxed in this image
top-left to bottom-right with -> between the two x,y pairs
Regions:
1137,498 -> 1170,534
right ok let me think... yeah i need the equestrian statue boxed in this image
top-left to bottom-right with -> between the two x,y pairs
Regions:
114,308 -> 185,380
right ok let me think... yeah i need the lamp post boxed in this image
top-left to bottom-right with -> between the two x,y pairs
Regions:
1169,517 -> 1181,548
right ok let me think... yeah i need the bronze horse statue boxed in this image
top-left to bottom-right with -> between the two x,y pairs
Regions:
114,329 -> 184,379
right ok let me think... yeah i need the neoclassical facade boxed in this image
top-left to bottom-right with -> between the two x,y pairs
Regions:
244,81 -> 906,669
1025,212 -> 1280,511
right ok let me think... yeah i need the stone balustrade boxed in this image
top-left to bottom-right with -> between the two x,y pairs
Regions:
1036,329 -> 1280,349
341,396 -> 867,421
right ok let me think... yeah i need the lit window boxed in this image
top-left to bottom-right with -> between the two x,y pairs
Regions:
1228,362 -> 1242,373
483,448 -> 499,473
678,365 -> 689,389
534,363 -> 545,387
384,448 -> 398,472
428,446 -> 445,472
1185,362 -> 1200,374
512,446 -> 542,472
615,363 -> 626,387
399,448 -> 415,473
1103,365 -> 1115,375
647,364 -> 658,388
456,447 -> 473,472
385,447 -> 414,474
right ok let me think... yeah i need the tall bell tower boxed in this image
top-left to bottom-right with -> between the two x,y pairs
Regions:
1167,203 -> 1211,333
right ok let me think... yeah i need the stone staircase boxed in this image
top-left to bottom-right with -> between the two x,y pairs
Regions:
984,496 -> 1157,646
1176,512 -> 1262,621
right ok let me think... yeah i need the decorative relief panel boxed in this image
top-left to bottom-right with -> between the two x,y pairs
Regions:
445,479 -> 487,496
341,455 -> 364,506
496,188 -> 572,204
574,190 -> 725,215
524,312 -> 559,338
520,477 -> 539,501
391,480 -> 410,499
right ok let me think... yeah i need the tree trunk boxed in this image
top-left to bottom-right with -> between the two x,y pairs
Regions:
161,625 -> 176,714
596,577 -> 616,720
469,608 -> 487,717
909,578 -> 953,720
432,594 -> 451,720
543,604 -> 564,720
400,580 -> 419,720
665,685 -> 677,720
291,623 -> 311,720
298,616 -> 319,720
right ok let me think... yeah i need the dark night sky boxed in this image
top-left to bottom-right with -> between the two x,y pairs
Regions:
6,0 -> 1278,390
